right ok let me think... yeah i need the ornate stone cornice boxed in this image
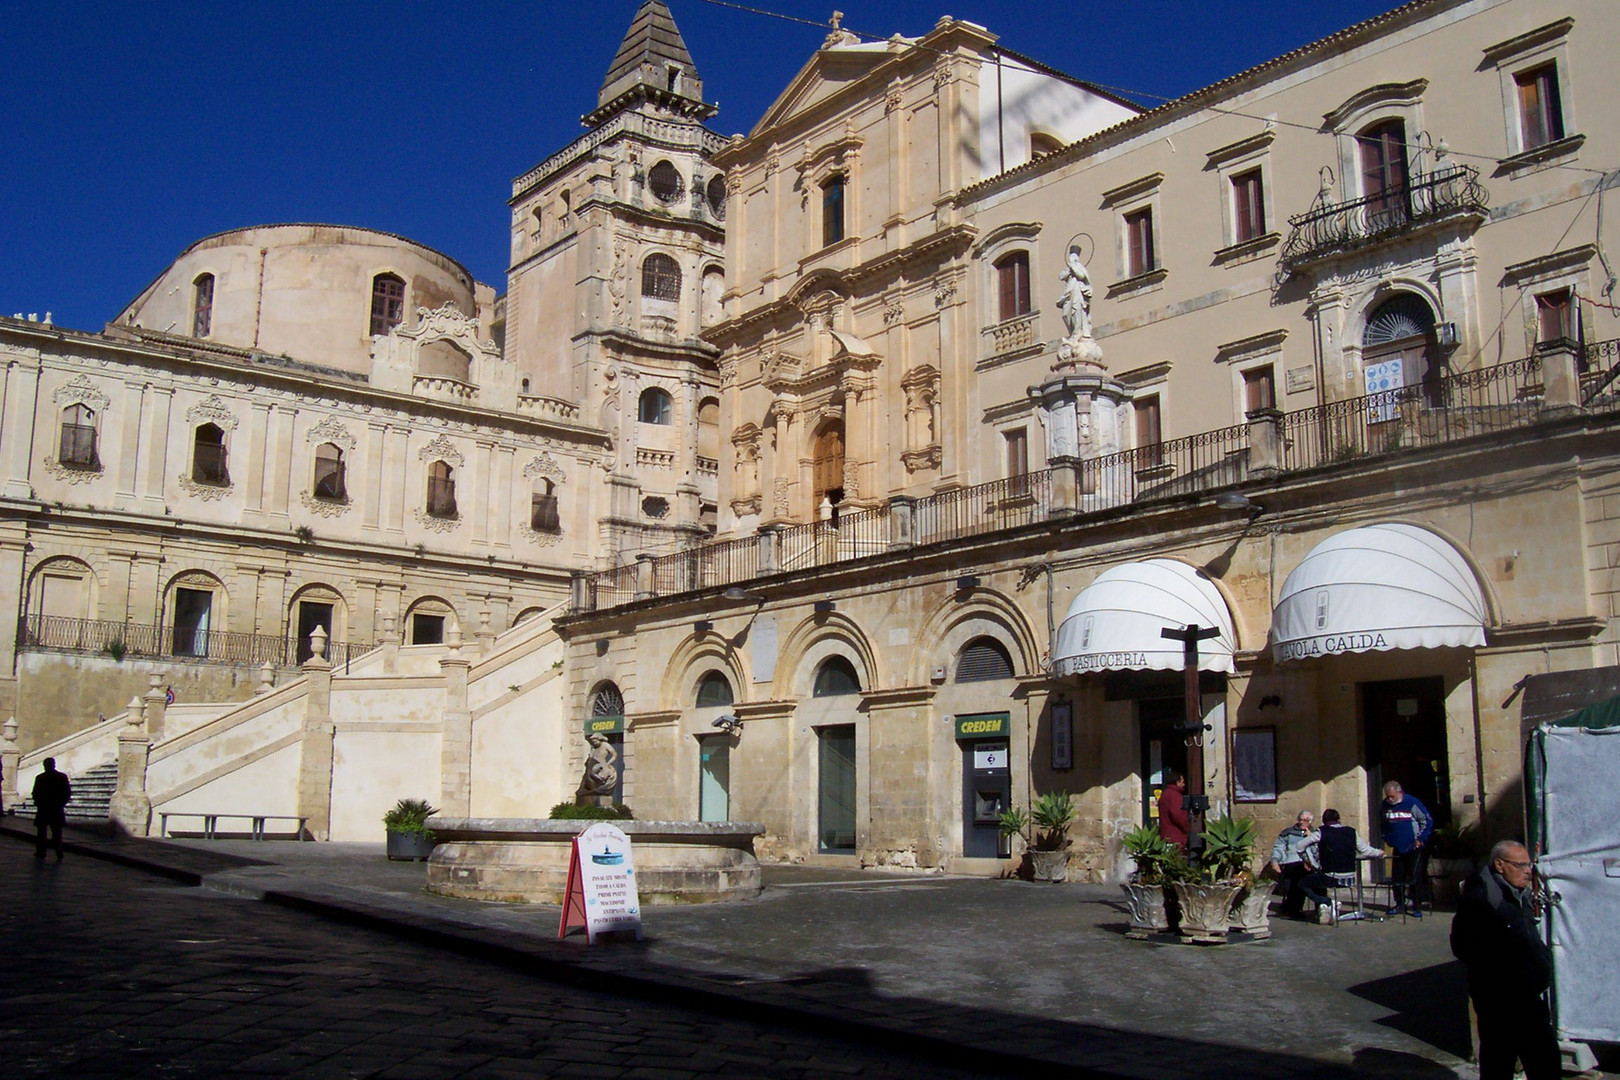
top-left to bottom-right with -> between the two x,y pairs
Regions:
53,374 -> 110,413
418,434 -> 465,467
184,395 -> 239,432
305,415 -> 357,450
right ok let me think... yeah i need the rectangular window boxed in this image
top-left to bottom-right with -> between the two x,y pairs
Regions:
995,253 -> 1031,321
59,405 -> 98,468
822,175 -> 846,248
172,587 -> 212,658
411,613 -> 445,645
1004,428 -> 1029,496
1232,170 -> 1266,243
1536,289 -> 1574,344
1243,366 -> 1276,413
1134,394 -> 1163,467
1124,208 -> 1156,277
816,725 -> 857,853
531,492 -> 561,532
1517,64 -> 1565,151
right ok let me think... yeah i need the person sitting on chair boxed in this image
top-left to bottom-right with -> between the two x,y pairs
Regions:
1266,809 -> 1318,917
1300,808 -> 1383,923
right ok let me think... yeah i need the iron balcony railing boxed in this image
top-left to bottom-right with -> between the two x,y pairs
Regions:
572,341 -> 1619,613
1279,165 -> 1489,271
18,614 -> 371,668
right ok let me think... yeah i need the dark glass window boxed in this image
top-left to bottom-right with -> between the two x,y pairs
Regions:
370,273 -> 405,336
696,671 -> 734,707
641,253 -> 681,300
1232,169 -> 1266,243
1517,64 -> 1565,150
312,443 -> 346,500
814,656 -> 860,697
192,423 -> 228,485
1125,208 -> 1156,276
1357,120 -> 1408,218
957,638 -> 1014,682
1134,394 -> 1162,467
1244,366 -> 1276,413
531,479 -> 560,532
638,387 -> 673,425
59,404 -> 98,468
822,175 -> 846,247
192,274 -> 214,338
706,175 -> 727,220
995,252 -> 1031,321
426,460 -> 457,518
648,161 -> 683,204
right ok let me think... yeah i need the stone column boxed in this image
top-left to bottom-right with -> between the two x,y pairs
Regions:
887,495 -> 915,549
1245,408 -> 1283,477
143,673 -> 169,744
757,523 -> 782,574
570,570 -> 590,612
1540,341 -> 1581,412
635,553 -> 657,602
111,695 -> 152,837
1048,456 -> 1079,514
378,613 -> 400,674
475,608 -> 495,655
296,626 -> 335,841
438,625 -> 473,816
0,717 -> 20,812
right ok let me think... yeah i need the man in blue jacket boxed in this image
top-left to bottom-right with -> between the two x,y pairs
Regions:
1380,779 -> 1434,917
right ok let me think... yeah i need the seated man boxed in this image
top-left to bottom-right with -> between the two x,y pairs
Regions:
1300,808 -> 1383,923
1266,809 -> 1317,917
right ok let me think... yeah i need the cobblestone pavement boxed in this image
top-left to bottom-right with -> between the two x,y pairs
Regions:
0,846 -> 1026,1080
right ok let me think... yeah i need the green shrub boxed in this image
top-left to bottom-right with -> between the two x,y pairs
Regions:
1197,814 -> 1258,882
548,801 -> 634,821
1122,825 -> 1185,885
382,798 -> 438,840
103,639 -> 126,662
997,790 -> 1077,851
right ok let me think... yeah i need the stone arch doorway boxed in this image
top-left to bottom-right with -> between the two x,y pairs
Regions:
1363,292 -> 1442,407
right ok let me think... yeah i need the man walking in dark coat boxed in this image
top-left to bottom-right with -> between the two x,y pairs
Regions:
1450,840 -> 1559,1080
31,757 -> 71,860
1380,779 -> 1433,916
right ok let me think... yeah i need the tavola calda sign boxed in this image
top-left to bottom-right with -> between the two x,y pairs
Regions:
557,822 -> 643,943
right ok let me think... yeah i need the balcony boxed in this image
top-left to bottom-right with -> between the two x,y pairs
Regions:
18,615 -> 371,668
571,339 -> 1620,614
1279,165 -> 1488,273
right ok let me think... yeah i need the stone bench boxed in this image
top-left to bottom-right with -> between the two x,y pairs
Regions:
159,812 -> 309,841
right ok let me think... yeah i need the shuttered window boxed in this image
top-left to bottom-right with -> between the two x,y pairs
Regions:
956,638 -> 1014,682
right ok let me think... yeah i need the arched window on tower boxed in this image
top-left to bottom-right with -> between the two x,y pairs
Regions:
192,423 -> 228,485
426,460 -> 457,518
59,404 -> 99,469
641,253 -> 681,301
312,443 -> 346,501
192,274 -> 214,338
638,387 -> 673,425
370,273 -> 405,336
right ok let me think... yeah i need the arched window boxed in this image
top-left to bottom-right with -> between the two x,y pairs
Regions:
426,460 -> 457,518
822,174 -> 846,247
531,477 -> 560,532
813,656 -> 861,697
370,273 -> 405,336
641,253 -> 681,301
994,252 -> 1031,321
404,597 -> 455,645
312,443 -> 346,501
59,404 -> 99,468
593,682 -> 625,718
697,397 -> 720,460
701,266 -> 725,327
638,387 -> 673,425
956,637 -> 1015,682
192,273 -> 215,338
706,175 -> 727,220
696,671 -> 734,707
648,161 -> 683,205
192,423 -> 228,485
1364,292 -> 1442,407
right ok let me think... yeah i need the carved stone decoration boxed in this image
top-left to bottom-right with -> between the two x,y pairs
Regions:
900,364 -> 941,473
608,238 -> 629,326
418,434 -> 465,467
523,453 -> 566,482
305,415 -> 357,451
772,476 -> 791,518
185,395 -> 240,432
1055,246 -> 1107,372
724,171 -> 742,196
731,424 -> 761,512
299,491 -> 352,518
765,150 -> 780,176
885,89 -> 903,114
413,302 -> 479,339
933,276 -> 958,309
518,521 -> 563,548
413,507 -> 462,533
901,446 -> 942,472
41,457 -> 103,484
177,473 -> 232,501
717,355 -> 740,388
934,59 -> 953,88
53,375 -> 110,413
883,295 -> 904,325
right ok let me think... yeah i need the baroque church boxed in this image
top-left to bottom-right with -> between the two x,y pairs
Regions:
5,0 -> 1620,881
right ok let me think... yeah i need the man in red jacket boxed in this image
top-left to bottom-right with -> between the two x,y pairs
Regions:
1157,771 -> 1189,849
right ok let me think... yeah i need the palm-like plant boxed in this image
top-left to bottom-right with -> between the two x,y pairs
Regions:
1122,825 -> 1185,885
1197,814 -> 1258,882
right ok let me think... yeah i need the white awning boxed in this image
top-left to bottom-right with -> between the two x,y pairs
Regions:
1053,559 -> 1236,675
1272,523 -> 1487,663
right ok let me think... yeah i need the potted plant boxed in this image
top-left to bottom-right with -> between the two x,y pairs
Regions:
1171,814 -> 1257,942
383,798 -> 438,861
1120,825 -> 1185,937
998,790 -> 1077,882
1424,821 -> 1480,907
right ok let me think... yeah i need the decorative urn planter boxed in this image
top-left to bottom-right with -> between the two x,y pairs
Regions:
1172,881 -> 1241,943
1030,848 -> 1070,883
1229,879 -> 1277,938
1121,883 -> 1174,938
386,831 -> 435,861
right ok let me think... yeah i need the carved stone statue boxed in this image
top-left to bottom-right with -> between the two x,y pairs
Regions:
1055,246 -> 1106,372
578,732 -> 619,799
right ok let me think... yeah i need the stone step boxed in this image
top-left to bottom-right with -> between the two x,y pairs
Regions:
12,762 -> 117,821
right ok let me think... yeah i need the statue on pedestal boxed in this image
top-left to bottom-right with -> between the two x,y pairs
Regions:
578,732 -> 619,802
1055,245 -> 1106,372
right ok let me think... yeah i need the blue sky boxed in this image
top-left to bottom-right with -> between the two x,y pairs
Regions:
2,0 -> 1396,332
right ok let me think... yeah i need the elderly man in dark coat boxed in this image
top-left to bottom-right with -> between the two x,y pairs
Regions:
31,757 -> 72,860
1450,839 -> 1559,1080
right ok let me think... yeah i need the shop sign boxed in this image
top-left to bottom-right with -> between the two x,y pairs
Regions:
1273,632 -> 1391,663
585,714 -> 624,735
557,822 -> 642,944
955,713 -> 1009,739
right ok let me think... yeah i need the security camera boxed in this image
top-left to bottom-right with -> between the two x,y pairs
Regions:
712,714 -> 742,734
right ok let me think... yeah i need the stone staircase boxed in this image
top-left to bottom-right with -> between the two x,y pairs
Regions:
11,762 -> 117,823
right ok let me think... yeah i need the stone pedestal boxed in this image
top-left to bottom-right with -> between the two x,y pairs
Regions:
1028,366 -> 1132,466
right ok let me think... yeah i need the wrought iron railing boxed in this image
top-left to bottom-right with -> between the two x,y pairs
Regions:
18,615 -> 370,668
1280,165 -> 1488,270
571,342 -> 1620,613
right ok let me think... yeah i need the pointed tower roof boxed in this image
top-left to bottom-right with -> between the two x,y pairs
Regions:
588,0 -> 716,125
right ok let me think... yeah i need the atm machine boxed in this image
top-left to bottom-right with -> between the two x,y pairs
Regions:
957,713 -> 1012,858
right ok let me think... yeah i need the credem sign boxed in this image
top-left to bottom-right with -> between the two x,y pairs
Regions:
585,715 -> 624,735
955,713 -> 1010,739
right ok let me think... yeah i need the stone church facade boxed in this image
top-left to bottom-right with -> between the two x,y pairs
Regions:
6,0 -> 1620,875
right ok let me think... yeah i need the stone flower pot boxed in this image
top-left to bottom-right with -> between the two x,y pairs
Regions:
1229,879 -> 1277,939
1030,848 -> 1070,883
1121,882 -> 1175,938
1172,881 -> 1241,943
386,830 -> 435,861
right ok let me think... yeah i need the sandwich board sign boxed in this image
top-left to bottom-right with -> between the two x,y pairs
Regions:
557,822 -> 642,943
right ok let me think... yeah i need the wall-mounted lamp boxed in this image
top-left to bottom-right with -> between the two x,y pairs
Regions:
814,599 -> 836,614
694,619 -> 714,635
955,575 -> 981,592
712,714 -> 743,735
722,586 -> 764,605
1214,492 -> 1265,520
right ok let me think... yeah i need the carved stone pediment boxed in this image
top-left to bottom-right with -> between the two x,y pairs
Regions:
185,395 -> 239,432
305,415 -> 357,451
418,433 -> 465,467
53,375 -> 110,413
